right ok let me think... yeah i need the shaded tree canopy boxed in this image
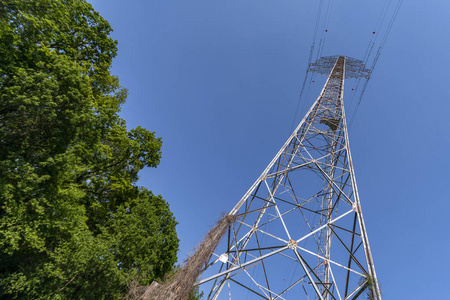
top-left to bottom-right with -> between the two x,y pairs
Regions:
0,0 -> 179,298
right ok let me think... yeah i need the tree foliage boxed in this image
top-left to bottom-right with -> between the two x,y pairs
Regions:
0,0 -> 179,298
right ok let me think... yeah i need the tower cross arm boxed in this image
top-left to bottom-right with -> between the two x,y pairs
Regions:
308,55 -> 371,79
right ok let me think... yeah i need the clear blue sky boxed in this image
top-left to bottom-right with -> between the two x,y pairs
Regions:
90,1 -> 450,298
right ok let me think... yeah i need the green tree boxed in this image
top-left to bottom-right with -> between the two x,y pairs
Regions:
0,0 -> 179,298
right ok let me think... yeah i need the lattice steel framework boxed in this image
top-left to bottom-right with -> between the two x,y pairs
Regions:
197,56 -> 381,300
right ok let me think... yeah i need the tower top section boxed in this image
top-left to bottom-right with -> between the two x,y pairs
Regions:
308,55 -> 371,79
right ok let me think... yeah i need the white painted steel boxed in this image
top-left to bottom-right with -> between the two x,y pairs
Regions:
199,56 -> 382,300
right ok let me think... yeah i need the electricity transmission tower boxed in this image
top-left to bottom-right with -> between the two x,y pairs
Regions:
197,56 -> 382,300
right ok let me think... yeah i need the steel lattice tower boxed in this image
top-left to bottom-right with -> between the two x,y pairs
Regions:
197,56 -> 382,300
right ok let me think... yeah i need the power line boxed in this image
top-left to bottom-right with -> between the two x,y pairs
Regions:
290,0 -> 325,132
349,0 -> 404,127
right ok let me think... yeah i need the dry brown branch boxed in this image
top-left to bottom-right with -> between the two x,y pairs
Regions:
130,214 -> 235,300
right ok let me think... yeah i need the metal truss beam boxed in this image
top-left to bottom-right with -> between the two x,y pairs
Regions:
198,56 -> 381,300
